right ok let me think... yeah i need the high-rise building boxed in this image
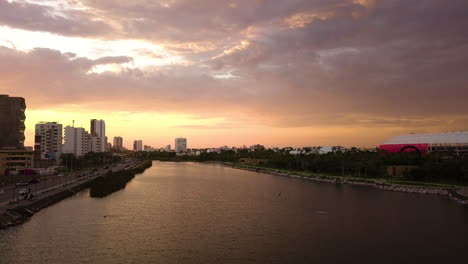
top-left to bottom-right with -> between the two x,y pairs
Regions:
90,119 -> 106,152
175,138 -> 187,153
34,122 -> 63,160
113,136 -> 123,149
63,126 -> 89,157
133,140 -> 143,151
0,95 -> 26,150
89,135 -> 102,153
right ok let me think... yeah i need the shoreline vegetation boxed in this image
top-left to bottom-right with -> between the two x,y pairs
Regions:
134,147 -> 468,200
135,148 -> 468,186
216,162 -> 468,205
0,160 -> 152,230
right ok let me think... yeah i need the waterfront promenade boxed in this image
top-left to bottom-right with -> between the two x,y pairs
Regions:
0,159 -> 142,215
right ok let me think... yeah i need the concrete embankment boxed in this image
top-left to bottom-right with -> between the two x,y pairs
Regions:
225,164 -> 468,206
0,161 -> 152,230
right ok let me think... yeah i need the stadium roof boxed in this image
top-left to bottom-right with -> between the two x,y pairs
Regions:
384,132 -> 468,145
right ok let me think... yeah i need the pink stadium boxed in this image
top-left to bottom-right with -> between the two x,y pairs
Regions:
379,132 -> 468,154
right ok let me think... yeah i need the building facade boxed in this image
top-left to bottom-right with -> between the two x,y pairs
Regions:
0,150 -> 33,176
34,122 -> 63,160
175,138 -> 187,153
379,131 -> 468,155
90,119 -> 106,152
113,136 -> 123,149
89,135 -> 103,153
63,126 -> 89,157
0,95 -> 26,150
133,140 -> 143,151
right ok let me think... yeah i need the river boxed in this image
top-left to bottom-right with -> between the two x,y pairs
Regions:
0,162 -> 467,263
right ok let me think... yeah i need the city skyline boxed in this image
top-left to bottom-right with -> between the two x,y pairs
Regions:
13,100 -> 468,150
1,0 -> 468,148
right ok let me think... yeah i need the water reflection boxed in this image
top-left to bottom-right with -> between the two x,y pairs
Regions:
0,162 -> 467,264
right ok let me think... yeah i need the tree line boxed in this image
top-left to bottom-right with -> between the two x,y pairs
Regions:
134,148 -> 468,184
60,152 -> 122,171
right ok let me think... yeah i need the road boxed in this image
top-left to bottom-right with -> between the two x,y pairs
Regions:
0,159 -> 140,207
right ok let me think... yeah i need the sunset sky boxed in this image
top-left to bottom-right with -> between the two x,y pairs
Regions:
1,0 -> 467,149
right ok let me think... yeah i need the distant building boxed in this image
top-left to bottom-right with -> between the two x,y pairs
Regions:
165,145 -> 171,151
63,126 -> 89,157
0,149 -> 33,176
89,134 -> 103,153
144,145 -> 155,152
90,119 -> 106,152
0,95 -> 26,150
386,165 -> 418,177
34,122 -> 62,160
133,140 -> 143,151
113,136 -> 123,149
380,132 -> 468,155
175,138 -> 187,153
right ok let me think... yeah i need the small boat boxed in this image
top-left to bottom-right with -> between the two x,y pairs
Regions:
316,211 -> 328,215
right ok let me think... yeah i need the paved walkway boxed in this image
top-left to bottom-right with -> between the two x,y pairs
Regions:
0,173 -> 98,214
0,160 -> 145,213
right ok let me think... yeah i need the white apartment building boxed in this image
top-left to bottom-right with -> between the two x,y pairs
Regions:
90,119 -> 106,152
89,135 -> 103,153
175,138 -> 187,153
63,126 -> 89,157
133,140 -> 143,151
34,122 -> 63,160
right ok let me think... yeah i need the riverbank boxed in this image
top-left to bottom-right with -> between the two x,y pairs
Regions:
218,162 -> 468,205
0,160 -> 152,230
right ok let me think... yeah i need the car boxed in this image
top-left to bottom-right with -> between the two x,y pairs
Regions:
28,178 -> 40,184
15,182 -> 29,187
18,188 -> 28,195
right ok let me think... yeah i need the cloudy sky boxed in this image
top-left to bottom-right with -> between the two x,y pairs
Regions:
1,0 -> 467,148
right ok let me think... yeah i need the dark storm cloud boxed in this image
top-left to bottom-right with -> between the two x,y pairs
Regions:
207,0 -> 468,119
80,0 -> 343,42
0,0 -> 467,132
0,46 -> 250,112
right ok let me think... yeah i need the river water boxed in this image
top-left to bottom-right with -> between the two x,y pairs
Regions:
0,162 -> 467,263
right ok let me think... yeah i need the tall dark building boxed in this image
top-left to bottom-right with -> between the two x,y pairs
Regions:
0,95 -> 26,150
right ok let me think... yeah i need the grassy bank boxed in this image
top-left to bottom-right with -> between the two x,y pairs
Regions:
219,162 -> 461,190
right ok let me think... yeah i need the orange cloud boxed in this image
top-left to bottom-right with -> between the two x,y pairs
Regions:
284,12 -> 335,29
